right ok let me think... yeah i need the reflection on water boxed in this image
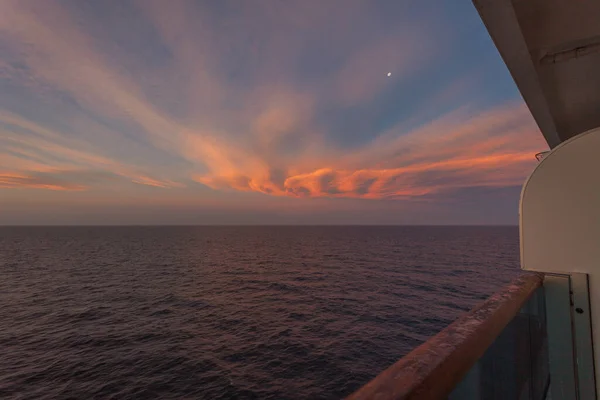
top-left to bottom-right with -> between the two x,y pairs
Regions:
0,226 -> 520,399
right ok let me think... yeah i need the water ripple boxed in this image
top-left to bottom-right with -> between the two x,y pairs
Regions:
0,226 -> 520,399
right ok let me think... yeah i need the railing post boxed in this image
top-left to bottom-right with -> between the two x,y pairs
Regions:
544,273 -> 597,400
571,274 -> 597,400
545,274 -> 578,399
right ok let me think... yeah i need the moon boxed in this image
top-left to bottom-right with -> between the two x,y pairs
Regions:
387,72 -> 391,77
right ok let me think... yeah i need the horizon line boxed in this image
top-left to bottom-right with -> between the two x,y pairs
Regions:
0,224 -> 519,227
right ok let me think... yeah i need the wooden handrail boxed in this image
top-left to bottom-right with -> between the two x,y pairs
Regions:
346,272 -> 544,400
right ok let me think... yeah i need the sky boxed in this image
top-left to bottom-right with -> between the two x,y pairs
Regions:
0,0 -> 548,225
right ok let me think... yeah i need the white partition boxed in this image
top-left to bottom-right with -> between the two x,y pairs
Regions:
520,126 -> 600,396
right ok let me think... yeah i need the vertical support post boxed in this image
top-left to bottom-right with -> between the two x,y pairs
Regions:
545,273 -> 598,400
544,274 -> 578,399
571,274 -> 597,399
524,286 -> 550,399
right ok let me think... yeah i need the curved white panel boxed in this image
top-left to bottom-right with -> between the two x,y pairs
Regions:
521,127 -> 600,273
520,126 -> 600,393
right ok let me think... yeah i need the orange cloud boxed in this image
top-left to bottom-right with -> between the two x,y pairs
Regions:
0,167 -> 183,191
1,0 -> 547,203
0,171 -> 86,191
191,103 -> 546,199
131,176 -> 184,188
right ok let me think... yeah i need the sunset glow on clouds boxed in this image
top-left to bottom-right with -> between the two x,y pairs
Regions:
0,0 -> 548,224
192,103 -> 542,199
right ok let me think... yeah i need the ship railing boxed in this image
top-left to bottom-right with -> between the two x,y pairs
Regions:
346,272 -> 596,400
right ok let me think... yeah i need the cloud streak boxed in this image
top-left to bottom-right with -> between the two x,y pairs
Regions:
0,0 -> 547,218
0,171 -> 85,191
192,103 -> 543,199
0,111 -> 184,190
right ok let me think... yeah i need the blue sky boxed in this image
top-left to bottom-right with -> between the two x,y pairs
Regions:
0,0 -> 547,225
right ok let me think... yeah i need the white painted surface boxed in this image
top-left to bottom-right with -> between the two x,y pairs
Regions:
520,126 -> 600,393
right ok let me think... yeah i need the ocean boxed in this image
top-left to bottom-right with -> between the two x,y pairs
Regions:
0,226 -> 521,399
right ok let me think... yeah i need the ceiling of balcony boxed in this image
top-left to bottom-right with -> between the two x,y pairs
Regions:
474,0 -> 600,148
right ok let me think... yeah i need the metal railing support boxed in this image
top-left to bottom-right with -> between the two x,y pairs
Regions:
545,273 -> 596,400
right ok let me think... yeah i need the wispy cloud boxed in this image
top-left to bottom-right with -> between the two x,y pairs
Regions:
0,0 -> 546,217
193,102 -> 544,199
0,171 -> 85,191
0,111 -> 184,190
